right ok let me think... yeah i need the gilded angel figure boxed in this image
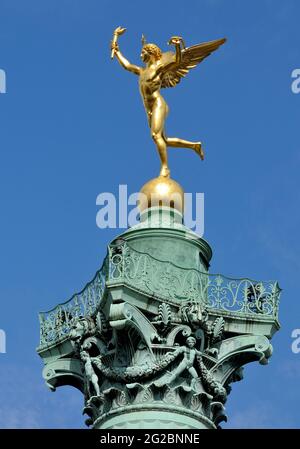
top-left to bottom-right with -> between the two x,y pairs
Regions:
111,27 -> 226,178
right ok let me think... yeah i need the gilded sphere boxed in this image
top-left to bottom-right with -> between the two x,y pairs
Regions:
138,176 -> 184,214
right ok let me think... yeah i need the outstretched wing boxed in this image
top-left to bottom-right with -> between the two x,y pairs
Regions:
161,38 -> 226,89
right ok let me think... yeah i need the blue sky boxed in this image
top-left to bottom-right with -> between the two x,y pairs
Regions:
0,0 -> 299,428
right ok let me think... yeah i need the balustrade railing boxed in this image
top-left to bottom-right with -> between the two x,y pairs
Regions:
38,242 -> 281,349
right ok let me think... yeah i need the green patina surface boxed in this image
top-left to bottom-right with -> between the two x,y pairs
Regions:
37,207 -> 281,429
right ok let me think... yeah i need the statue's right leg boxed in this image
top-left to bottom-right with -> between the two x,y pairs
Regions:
151,102 -> 170,177
92,375 -> 100,396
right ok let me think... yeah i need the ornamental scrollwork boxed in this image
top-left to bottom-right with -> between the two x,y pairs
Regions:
38,234 -> 280,429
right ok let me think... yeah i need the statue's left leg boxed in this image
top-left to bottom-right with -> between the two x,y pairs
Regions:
167,359 -> 188,384
188,366 -> 199,379
188,366 -> 201,389
165,137 -> 204,160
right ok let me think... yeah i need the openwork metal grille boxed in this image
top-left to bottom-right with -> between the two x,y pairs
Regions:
38,264 -> 107,348
38,242 -> 281,348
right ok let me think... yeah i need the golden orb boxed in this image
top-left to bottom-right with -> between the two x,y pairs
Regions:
138,176 -> 184,214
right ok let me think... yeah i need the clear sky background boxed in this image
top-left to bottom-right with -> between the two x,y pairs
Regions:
0,0 -> 299,428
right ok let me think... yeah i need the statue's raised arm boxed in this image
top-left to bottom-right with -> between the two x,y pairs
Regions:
159,36 -> 226,88
111,26 -> 141,75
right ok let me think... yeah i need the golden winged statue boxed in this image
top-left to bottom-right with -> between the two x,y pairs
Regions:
111,27 -> 226,178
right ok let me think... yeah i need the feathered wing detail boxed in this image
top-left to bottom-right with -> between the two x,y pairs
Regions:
161,38 -> 226,88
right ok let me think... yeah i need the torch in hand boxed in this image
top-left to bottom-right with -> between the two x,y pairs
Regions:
111,26 -> 126,59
